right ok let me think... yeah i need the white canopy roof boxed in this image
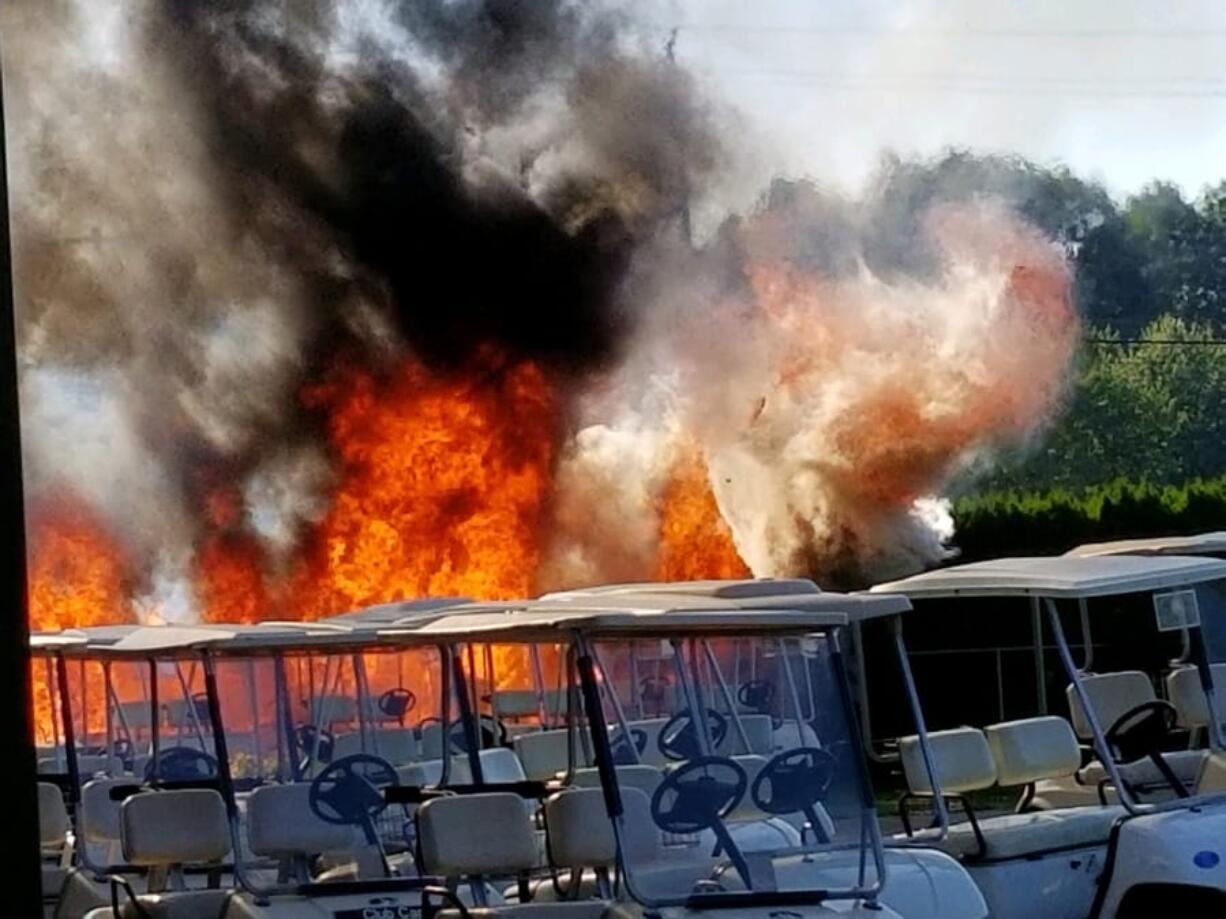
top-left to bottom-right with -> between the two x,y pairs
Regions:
542,579 -> 910,621
319,596 -> 470,627
29,630 -> 89,653
872,554 -> 1226,599
1066,532 -> 1226,559
384,592 -> 850,642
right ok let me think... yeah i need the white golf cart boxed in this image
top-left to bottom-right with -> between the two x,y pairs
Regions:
37,584 -> 988,919
872,554 -> 1226,917
371,583 -> 989,919
1067,532 -> 1226,561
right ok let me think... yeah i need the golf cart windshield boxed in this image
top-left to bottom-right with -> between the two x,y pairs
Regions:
587,629 -> 883,909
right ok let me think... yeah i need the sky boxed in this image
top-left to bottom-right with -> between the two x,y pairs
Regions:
640,0 -> 1226,201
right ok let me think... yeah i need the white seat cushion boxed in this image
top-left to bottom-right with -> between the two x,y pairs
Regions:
81,778 -> 130,844
121,790 -> 230,866
514,729 -> 591,781
39,782 -> 70,845
1066,671 -> 1154,739
572,765 -> 663,801
247,783 -> 358,856
545,789 -> 616,868
899,728 -> 997,795
984,717 -> 1081,786
493,690 -> 543,718
1165,665 -> 1226,729
418,793 -> 538,877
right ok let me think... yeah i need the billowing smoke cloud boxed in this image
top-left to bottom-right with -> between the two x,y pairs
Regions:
6,0 -> 1077,622
544,183 -> 1077,588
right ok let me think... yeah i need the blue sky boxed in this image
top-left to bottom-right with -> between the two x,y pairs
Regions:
640,0 -> 1226,200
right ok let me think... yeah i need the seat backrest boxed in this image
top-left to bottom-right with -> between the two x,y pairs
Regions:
545,788 -> 617,869
572,764 -> 663,801
39,782 -> 70,846
332,728 -> 418,763
419,722 -> 444,759
399,757 -> 473,787
81,778 -> 129,845
545,788 -> 663,870
120,790 -> 230,867
715,714 -> 774,756
247,783 -> 356,856
417,792 -> 537,876
492,690 -> 541,719
117,700 -> 154,730
514,728 -> 591,780
984,717 -> 1081,786
1066,671 -> 1155,739
1165,665 -> 1226,729
899,727 -> 997,795
314,693 -> 359,725
474,747 -> 526,784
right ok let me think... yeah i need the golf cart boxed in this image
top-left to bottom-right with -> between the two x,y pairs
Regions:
871,554 -> 1226,917
371,583 -> 989,918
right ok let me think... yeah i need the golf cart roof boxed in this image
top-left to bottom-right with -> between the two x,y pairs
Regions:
383,592 -> 851,642
1065,531 -> 1226,559
29,630 -> 89,654
319,596 -> 470,627
872,554 -> 1226,599
71,625 -> 240,659
541,578 -> 911,621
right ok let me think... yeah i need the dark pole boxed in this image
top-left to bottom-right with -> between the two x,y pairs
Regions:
0,38 -> 43,914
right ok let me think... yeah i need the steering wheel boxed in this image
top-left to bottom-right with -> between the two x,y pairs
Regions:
144,746 -> 219,783
295,724 -> 335,768
447,715 -> 506,753
751,747 -> 836,842
309,753 -> 399,844
737,679 -> 776,711
651,756 -> 752,888
1104,700 -> 1189,797
658,708 -> 729,761
378,688 -> 416,722
609,727 -> 648,765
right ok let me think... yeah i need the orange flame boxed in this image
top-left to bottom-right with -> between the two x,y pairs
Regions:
285,351 -> 559,618
655,450 -> 749,581
27,493 -> 137,743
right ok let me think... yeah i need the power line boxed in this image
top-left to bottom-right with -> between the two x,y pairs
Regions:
650,23 -> 1226,39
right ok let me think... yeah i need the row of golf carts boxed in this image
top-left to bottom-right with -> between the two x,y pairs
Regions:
29,536 -> 1226,918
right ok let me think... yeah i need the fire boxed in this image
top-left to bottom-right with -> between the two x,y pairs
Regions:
655,450 -> 750,581
195,531 -> 272,625
27,492 -> 136,743
286,351 -> 559,617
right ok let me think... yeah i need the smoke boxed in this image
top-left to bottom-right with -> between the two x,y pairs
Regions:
6,0 -> 1078,618
544,184 -> 1077,587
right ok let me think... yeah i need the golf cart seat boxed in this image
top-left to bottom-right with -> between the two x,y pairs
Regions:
1164,664 -> 1226,732
571,765 -> 663,800
246,783 -> 360,882
1065,670 -> 1155,740
493,690 -> 544,720
514,729 -> 594,781
40,782 -> 72,899
900,723 -> 1126,861
710,714 -> 774,756
85,789 -> 232,919
531,788 -> 663,903
332,727 -> 420,764
417,792 -> 612,918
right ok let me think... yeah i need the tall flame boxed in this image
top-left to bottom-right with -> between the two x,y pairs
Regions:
285,352 -> 558,617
